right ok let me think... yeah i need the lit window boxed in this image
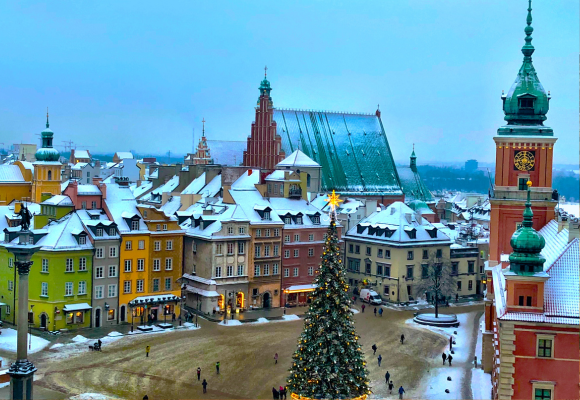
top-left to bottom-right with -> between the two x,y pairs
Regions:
107,309 -> 115,321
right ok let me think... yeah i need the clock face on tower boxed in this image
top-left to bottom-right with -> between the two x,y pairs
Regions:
514,150 -> 536,171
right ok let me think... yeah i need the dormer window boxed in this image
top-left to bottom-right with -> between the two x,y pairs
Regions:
96,228 -> 103,237
79,236 -> 86,245
311,216 -> 320,225
263,211 -> 270,220
109,228 -> 116,236
296,217 -> 303,225
519,98 -> 534,108
284,217 -> 291,224
131,220 -> 139,231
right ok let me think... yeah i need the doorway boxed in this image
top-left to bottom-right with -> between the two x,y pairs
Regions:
40,314 -> 47,329
263,292 -> 271,309
95,308 -> 101,328
120,306 -> 126,322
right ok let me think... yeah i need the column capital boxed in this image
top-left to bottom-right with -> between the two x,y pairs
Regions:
7,359 -> 37,377
16,261 -> 34,276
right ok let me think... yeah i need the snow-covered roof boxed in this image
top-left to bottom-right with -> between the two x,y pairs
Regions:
181,273 -> 217,286
160,196 -> 182,216
41,195 -> 73,207
128,294 -> 180,306
538,220 -> 569,269
231,169 -> 259,190
63,303 -> 92,312
0,165 -> 25,182
104,183 -> 148,233
115,152 -> 134,160
71,162 -> 89,170
268,197 -> 328,228
180,201 -> 250,238
276,149 -> 321,168
61,180 -> 70,192
346,201 -> 451,244
311,195 -> 365,215
185,285 -> 220,298
182,173 -> 207,195
131,181 -> 153,198
19,161 -> 34,172
544,239 -> 579,318
229,189 -> 283,226
141,175 -> 180,202
74,150 -> 90,159
77,184 -> 102,196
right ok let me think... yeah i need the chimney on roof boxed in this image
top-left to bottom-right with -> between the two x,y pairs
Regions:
375,105 -> 381,118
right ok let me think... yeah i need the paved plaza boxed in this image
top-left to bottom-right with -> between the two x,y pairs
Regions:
0,304 -> 482,399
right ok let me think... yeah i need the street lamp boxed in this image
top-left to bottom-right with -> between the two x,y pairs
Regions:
5,211 -> 42,400
196,292 -> 199,328
104,303 -> 110,326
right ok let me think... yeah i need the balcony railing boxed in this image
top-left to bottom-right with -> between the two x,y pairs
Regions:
289,188 -> 302,197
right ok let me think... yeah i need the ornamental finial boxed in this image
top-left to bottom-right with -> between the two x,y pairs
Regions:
202,118 -> 205,137
46,107 -> 49,128
264,65 -> 268,78
521,0 -> 535,58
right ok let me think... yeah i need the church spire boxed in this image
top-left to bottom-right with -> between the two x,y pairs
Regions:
521,0 -> 534,59
202,118 -> 206,137
410,144 -> 417,171
46,107 -> 49,129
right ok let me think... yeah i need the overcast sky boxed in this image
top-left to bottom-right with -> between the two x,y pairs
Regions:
0,1 -> 577,164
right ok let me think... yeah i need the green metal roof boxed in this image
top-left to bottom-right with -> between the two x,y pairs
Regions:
273,109 -> 402,196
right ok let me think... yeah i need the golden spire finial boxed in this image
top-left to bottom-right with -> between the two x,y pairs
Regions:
325,190 -> 343,212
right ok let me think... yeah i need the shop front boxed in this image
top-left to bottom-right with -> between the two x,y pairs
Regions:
63,302 -> 92,329
283,284 -> 317,307
128,294 -> 181,326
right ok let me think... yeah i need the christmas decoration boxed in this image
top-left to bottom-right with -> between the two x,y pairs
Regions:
288,192 -> 370,399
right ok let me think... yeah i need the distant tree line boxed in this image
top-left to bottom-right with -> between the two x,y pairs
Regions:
553,172 -> 579,202
417,165 -> 492,194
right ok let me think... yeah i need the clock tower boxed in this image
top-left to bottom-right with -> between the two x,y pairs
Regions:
489,0 -> 557,265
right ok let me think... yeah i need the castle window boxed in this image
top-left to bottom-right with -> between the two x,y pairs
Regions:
47,170 -> 52,181
518,178 -> 528,191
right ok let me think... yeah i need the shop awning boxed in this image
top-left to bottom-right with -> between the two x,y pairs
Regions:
63,303 -> 92,312
284,284 -> 317,293
0,302 -> 7,306
185,285 -> 220,298
129,294 -> 181,307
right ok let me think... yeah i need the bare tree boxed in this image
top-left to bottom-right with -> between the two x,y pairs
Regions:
414,250 -> 457,318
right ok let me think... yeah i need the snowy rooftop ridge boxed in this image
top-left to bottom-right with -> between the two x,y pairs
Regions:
276,149 -> 320,168
0,165 -> 25,182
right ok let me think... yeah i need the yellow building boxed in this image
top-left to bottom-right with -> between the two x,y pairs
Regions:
104,181 -> 183,325
0,161 -> 33,205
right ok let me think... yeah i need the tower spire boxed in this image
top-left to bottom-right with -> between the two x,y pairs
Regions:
264,65 -> 268,78
202,118 -> 205,137
522,0 -> 535,59
46,107 -> 49,128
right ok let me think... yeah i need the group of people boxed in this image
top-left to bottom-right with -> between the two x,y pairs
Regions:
384,371 -> 405,399
272,386 -> 288,399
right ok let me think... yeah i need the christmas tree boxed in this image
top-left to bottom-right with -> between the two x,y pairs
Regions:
287,191 -> 370,400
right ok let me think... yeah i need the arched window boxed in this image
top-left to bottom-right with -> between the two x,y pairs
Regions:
47,170 -> 52,181
306,173 -> 311,187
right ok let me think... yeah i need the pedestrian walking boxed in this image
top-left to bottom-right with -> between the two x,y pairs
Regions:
283,386 -> 288,400
378,308 -> 383,317
388,381 -> 394,395
274,353 -> 279,364
474,356 -> 478,368
279,386 -> 284,399
373,307 -> 377,316
352,296 -> 356,304
172,312 -> 176,321
455,293 -> 459,302
202,379 -> 208,394
400,334 -> 405,344
197,367 -> 201,381
449,336 -> 453,350
371,344 -> 377,355
448,354 -> 453,366
97,339 -> 102,349
398,386 -> 405,399
145,345 -> 150,357
143,396 -> 148,400
361,304 -> 365,313
385,371 -> 390,384
442,353 -> 447,365
216,361 -> 220,374
272,387 -> 279,399
377,354 -> 382,367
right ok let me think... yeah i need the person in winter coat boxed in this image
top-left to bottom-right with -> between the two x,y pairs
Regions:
400,334 -> 405,344
202,379 -> 208,394
388,381 -> 394,395
371,344 -> 377,355
279,386 -> 285,399
378,308 -> 383,317
145,345 -> 151,357
274,353 -> 279,364
143,396 -> 148,400
448,354 -> 453,366
398,386 -> 405,399
449,335 -> 453,350
385,371 -> 390,384
272,387 -> 279,399
442,353 -> 447,365
216,361 -> 220,374
361,304 -> 366,313
455,293 -> 459,302
377,354 -> 382,367
197,367 -> 201,381
282,386 -> 288,399
373,307 -> 377,316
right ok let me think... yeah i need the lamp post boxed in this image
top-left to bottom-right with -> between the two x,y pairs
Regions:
104,302 -> 110,325
131,305 -> 134,333
5,218 -> 42,400
196,293 -> 199,328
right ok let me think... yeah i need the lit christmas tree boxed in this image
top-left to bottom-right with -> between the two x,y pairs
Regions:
288,191 -> 370,400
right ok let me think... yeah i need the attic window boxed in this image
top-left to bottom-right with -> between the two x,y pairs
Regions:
78,236 -> 87,245
311,216 -> 320,225
519,98 -> 534,109
406,229 -> 417,239
131,220 -> 139,231
263,211 -> 271,220
109,228 -> 116,236
96,228 -> 103,237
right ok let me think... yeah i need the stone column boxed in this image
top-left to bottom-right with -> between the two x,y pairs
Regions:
8,260 -> 36,400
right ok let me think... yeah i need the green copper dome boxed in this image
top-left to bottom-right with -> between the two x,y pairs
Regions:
502,0 -> 550,127
509,182 -> 546,274
35,112 -> 60,162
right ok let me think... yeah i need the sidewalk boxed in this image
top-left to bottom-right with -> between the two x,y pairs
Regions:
213,306 -> 309,323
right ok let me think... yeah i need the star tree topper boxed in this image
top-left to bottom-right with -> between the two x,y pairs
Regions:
325,190 -> 343,213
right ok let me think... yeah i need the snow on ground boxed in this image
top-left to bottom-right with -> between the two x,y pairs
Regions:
72,335 -> 89,343
256,317 -> 269,323
406,313 -> 472,400
0,328 -> 50,354
69,393 -> 117,399
183,322 -> 201,330
218,320 -> 243,326
50,343 -> 65,349
472,314 -> 492,400
107,331 -> 123,337
282,314 -> 300,321
350,308 -> 360,314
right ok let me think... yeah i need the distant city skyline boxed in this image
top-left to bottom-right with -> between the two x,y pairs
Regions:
0,1 -> 577,164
